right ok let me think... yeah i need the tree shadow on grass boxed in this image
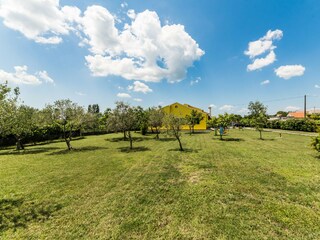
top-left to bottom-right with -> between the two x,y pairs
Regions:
117,146 -> 150,153
0,198 -> 62,232
168,148 -> 200,153
157,137 -> 176,142
27,137 -> 86,147
215,138 -> 245,142
0,147 -> 61,156
184,131 -> 210,135
106,137 -> 152,143
314,155 -> 320,160
47,146 -> 107,155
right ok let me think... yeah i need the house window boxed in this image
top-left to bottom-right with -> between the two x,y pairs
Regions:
175,105 -> 178,108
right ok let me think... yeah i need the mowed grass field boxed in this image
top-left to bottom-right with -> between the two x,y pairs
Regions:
0,130 -> 320,239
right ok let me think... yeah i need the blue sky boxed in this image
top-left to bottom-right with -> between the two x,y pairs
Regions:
0,0 -> 320,115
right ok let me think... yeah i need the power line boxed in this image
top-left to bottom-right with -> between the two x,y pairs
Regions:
231,95 -> 304,107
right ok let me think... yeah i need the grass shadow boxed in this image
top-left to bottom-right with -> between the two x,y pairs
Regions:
0,147 -> 61,156
47,146 -> 107,155
117,146 -> 151,153
0,198 -> 62,232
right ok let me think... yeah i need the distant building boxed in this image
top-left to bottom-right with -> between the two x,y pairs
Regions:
287,109 -> 320,119
162,102 -> 209,130
287,111 -> 305,119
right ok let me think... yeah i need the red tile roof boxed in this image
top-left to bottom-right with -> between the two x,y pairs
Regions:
287,111 -> 305,118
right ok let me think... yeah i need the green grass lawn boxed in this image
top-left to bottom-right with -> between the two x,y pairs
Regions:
0,130 -> 320,239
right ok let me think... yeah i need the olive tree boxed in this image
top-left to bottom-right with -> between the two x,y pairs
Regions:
207,116 -> 219,136
185,109 -> 203,134
148,106 -> 164,139
217,113 -> 232,140
0,83 -> 36,150
164,114 -> 186,151
248,101 -> 268,139
107,102 -> 138,149
45,99 -> 85,150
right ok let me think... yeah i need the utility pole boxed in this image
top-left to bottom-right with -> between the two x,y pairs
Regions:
208,106 -> 212,117
304,95 -> 307,119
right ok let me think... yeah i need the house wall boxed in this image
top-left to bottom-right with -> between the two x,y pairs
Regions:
162,102 -> 208,130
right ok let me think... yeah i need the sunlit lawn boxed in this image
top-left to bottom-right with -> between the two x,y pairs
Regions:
0,129 -> 319,239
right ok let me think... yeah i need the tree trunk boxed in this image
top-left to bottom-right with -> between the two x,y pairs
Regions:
189,126 -> 192,135
65,139 -> 72,150
16,138 -> 24,150
155,128 -> 159,139
214,128 -> 218,136
175,133 -> 183,151
123,131 -> 127,140
177,136 -> 183,151
63,124 -> 72,150
192,126 -> 195,134
259,130 -> 262,140
128,131 -> 133,149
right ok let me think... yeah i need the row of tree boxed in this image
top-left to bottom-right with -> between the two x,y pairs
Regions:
2,81 -> 319,153
0,82 -> 195,151
207,101 -> 268,139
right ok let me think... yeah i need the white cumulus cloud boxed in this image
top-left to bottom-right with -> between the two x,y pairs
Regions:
219,105 -> 234,111
238,108 -> 248,114
190,77 -> 201,86
128,81 -> 152,94
133,98 -> 142,102
260,80 -> 270,85
245,29 -> 282,71
0,65 -> 54,85
247,51 -> 276,71
0,0 -> 80,44
117,92 -> 131,98
84,9 -> 204,82
127,9 -> 136,19
0,2 -> 204,83
275,65 -> 305,80
75,91 -> 86,96
37,71 -> 55,84
285,106 -> 300,112
121,2 -> 128,8
315,84 -> 320,89
244,29 -> 283,58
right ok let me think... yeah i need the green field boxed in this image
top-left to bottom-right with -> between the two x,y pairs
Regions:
0,130 -> 320,239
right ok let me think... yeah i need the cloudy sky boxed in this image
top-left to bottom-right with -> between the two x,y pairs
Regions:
0,0 -> 320,115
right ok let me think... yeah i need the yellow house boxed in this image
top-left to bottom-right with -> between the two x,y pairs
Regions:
162,102 -> 209,130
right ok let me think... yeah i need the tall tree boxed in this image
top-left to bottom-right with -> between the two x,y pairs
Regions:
88,104 -> 100,114
248,101 -> 268,139
207,116 -> 219,136
185,109 -> 204,134
0,84 -> 37,150
217,113 -> 231,140
148,106 -> 164,139
107,102 -> 138,149
164,114 -> 186,151
135,106 -> 149,135
45,99 -> 85,150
